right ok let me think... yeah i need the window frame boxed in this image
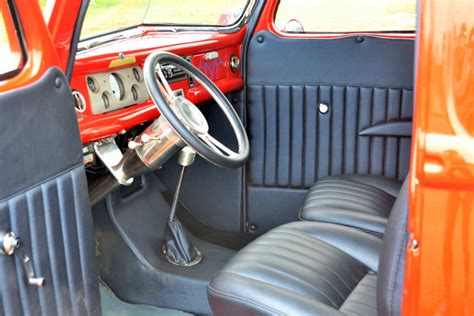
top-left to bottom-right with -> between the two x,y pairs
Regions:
0,0 -> 28,81
273,0 -> 417,35
79,0 -> 256,43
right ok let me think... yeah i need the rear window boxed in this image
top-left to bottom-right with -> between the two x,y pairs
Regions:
0,3 -> 25,79
275,0 -> 417,33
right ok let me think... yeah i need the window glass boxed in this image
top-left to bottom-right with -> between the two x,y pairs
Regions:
275,0 -> 417,33
81,0 -> 250,40
0,8 -> 24,78
39,0 -> 56,21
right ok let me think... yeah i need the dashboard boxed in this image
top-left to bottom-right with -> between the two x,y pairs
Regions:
71,28 -> 245,144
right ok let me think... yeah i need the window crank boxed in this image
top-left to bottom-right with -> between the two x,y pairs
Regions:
1,232 -> 45,288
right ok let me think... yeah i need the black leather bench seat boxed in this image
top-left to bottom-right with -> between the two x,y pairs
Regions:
208,179 -> 409,315
299,175 -> 403,236
208,222 -> 381,315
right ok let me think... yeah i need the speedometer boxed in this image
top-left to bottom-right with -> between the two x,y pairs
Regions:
109,73 -> 124,100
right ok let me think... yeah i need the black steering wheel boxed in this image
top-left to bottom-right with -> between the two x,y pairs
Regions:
143,51 -> 249,168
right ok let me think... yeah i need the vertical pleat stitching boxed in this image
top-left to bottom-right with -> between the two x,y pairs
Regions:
275,86 -> 280,184
368,87 -> 374,175
301,86 -> 307,189
56,175 -> 79,316
341,86 -> 347,174
288,86 -> 293,188
42,182 -> 64,316
70,170 -> 93,315
26,189 -> 46,315
261,85 -> 267,185
247,84 -> 413,188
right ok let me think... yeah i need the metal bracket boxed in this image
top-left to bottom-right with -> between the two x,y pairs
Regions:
94,138 -> 134,186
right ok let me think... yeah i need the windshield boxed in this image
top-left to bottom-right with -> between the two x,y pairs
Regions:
81,0 -> 250,40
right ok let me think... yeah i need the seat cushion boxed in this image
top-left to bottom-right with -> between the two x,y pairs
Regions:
299,175 -> 402,236
208,221 -> 382,315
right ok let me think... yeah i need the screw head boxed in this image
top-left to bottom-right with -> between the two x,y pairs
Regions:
318,102 -> 330,114
257,36 -> 264,43
55,77 -> 62,89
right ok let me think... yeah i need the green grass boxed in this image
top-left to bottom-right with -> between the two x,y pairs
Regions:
81,0 -> 244,39
275,0 -> 416,32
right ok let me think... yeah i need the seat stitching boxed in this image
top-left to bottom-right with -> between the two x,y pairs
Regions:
258,230 -> 368,278
237,248 -> 355,295
309,184 -> 395,202
306,188 -> 395,205
303,195 -> 391,212
221,271 -> 340,309
229,261 -> 345,306
339,273 -> 377,313
252,237 -> 367,279
208,284 -> 281,315
309,183 -> 397,203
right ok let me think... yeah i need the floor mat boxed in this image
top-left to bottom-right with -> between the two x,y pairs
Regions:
100,282 -> 190,316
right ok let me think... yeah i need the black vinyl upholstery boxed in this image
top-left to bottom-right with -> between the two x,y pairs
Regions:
0,68 -> 101,315
246,31 -> 414,232
299,175 -> 402,236
208,178 -> 409,315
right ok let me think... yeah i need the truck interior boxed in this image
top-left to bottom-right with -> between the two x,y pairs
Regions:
2,0 -> 472,315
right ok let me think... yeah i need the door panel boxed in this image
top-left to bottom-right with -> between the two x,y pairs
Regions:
245,31 -> 415,232
0,1 -> 100,314
0,68 -> 101,316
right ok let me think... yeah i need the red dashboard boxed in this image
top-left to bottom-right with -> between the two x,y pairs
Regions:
71,27 -> 246,144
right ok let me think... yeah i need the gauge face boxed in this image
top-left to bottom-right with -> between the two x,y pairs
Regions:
131,85 -> 139,101
87,77 -> 98,92
133,67 -> 142,82
102,93 -> 110,109
109,73 -> 124,100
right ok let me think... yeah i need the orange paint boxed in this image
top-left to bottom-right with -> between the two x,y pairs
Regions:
403,0 -> 474,315
0,1 -> 60,91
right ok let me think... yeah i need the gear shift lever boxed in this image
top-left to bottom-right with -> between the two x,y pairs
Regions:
162,146 -> 203,266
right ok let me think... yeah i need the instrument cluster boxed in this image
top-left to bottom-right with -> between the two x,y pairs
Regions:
85,66 -> 149,114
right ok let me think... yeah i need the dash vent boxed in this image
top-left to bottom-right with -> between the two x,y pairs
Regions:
72,90 -> 86,113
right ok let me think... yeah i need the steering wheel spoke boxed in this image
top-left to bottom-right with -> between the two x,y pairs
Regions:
155,64 -> 177,103
199,133 -> 236,157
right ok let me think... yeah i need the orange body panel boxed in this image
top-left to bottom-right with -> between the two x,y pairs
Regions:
403,0 -> 474,315
0,1 -> 60,91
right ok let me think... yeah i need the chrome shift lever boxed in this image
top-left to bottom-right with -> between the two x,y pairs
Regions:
162,147 -> 203,266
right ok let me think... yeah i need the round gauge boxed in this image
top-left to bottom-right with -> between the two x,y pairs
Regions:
109,73 -> 124,100
133,67 -> 142,82
87,77 -> 99,93
131,85 -> 139,102
102,92 -> 110,109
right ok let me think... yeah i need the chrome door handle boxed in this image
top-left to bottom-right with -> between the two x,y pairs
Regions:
1,231 -> 45,287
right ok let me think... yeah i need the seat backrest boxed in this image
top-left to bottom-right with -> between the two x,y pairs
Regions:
377,177 -> 409,315
0,68 -> 101,315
